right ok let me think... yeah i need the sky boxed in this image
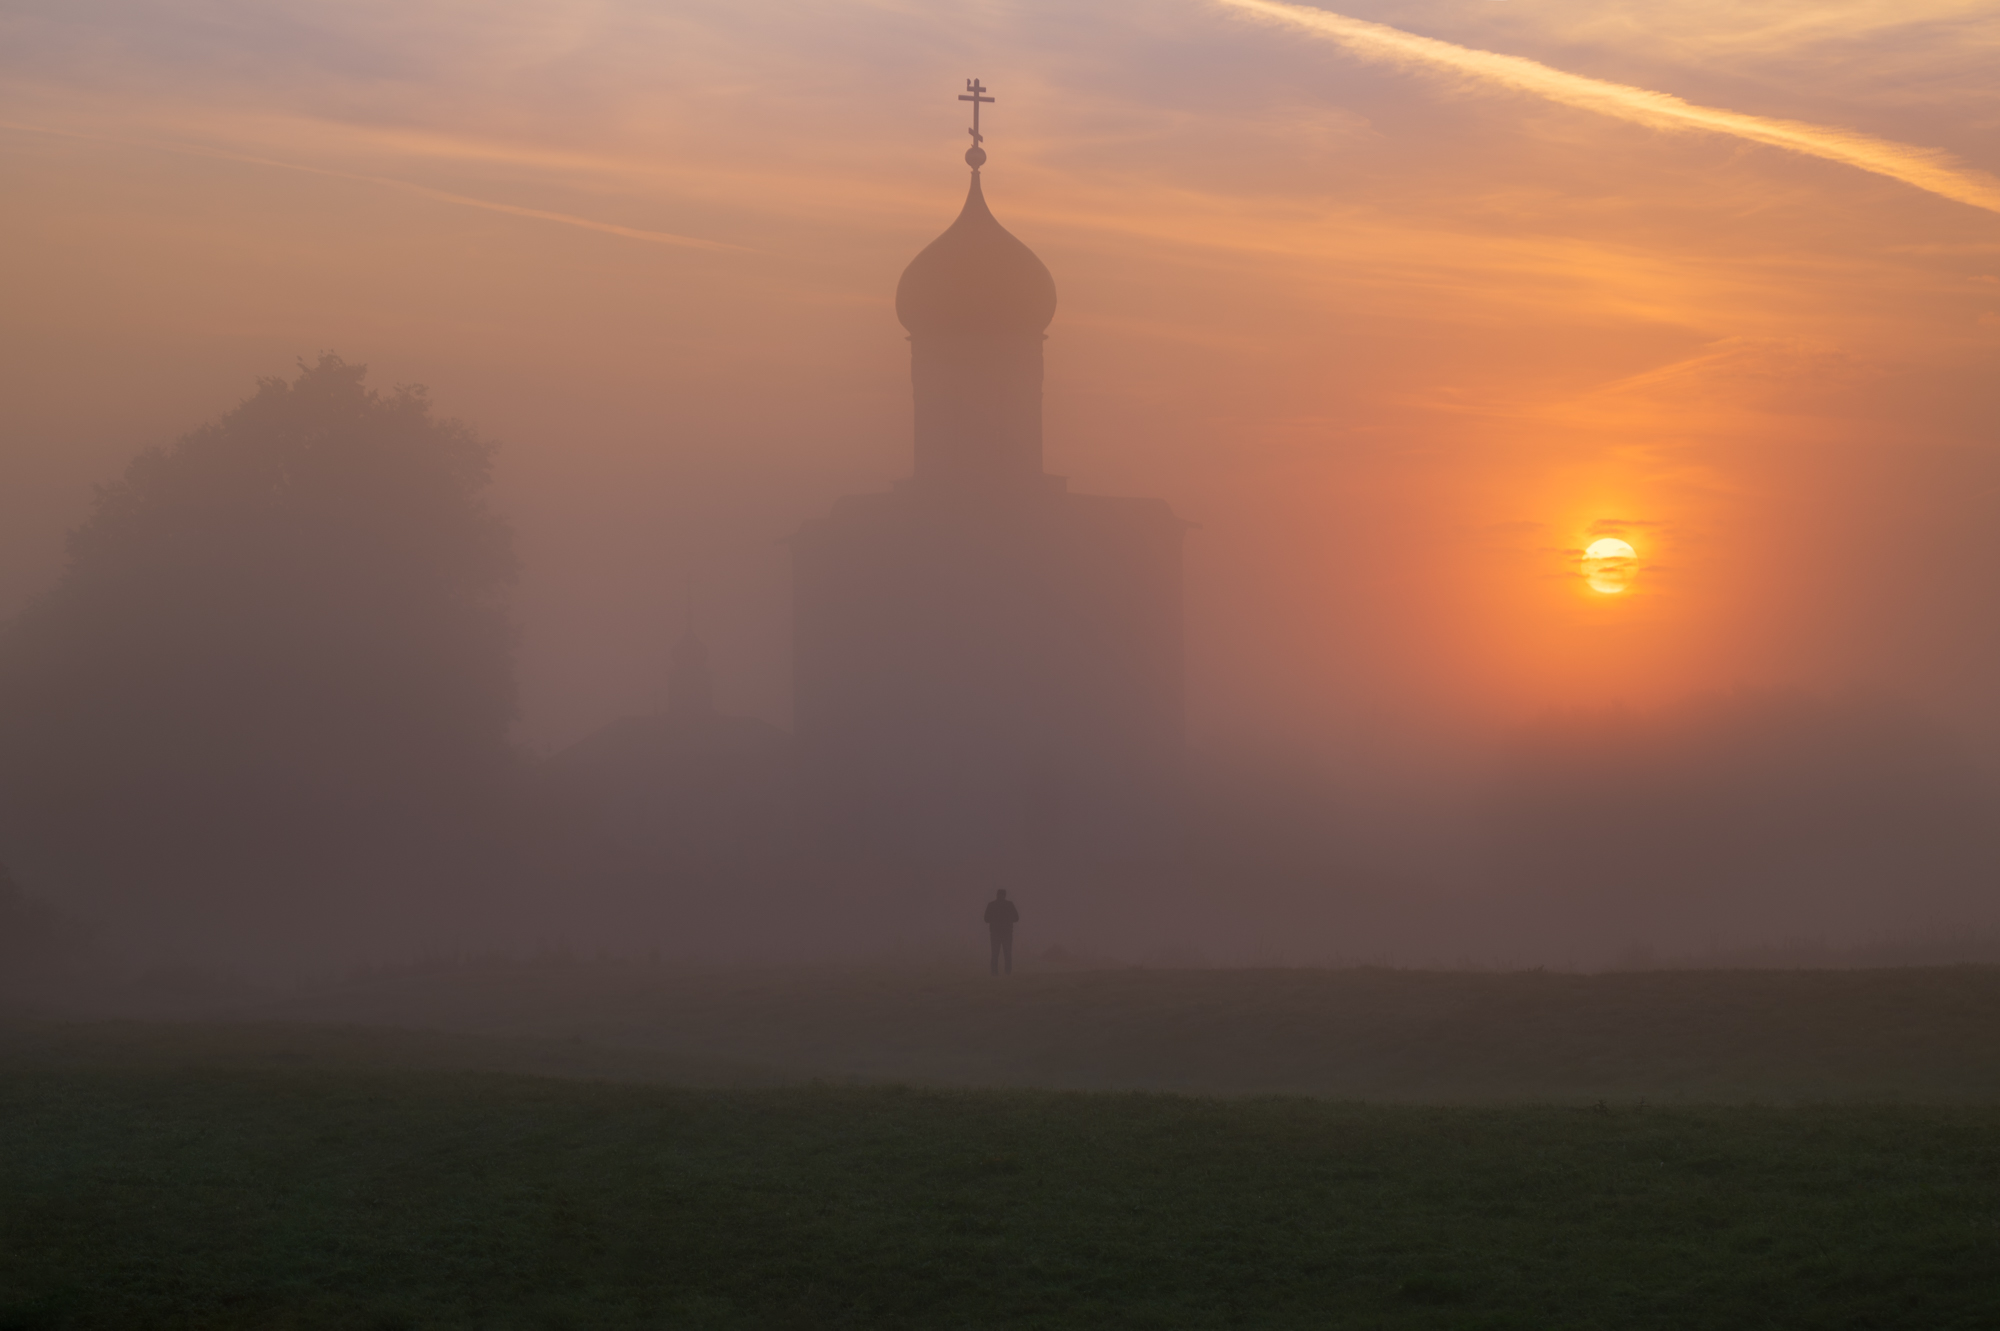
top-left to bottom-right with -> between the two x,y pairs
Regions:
4,0 -> 1998,763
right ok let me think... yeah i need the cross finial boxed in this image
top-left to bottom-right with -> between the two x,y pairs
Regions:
958,78 -> 994,167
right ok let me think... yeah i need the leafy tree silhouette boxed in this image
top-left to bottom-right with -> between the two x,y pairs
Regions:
0,355 -> 517,909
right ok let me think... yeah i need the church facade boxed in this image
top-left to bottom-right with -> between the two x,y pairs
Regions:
792,104 -> 1185,861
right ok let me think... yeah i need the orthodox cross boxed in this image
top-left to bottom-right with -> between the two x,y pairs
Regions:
959,78 -> 994,147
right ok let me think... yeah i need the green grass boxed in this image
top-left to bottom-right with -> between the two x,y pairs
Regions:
4,1024 -> 1999,1329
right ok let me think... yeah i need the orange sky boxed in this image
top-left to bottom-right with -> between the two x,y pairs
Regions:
3,0 -> 1997,756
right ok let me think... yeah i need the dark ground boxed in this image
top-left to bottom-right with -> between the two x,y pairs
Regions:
4,966 -> 1998,1328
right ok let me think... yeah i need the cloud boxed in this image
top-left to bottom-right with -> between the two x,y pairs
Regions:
336,169 -> 753,253
0,119 -> 749,252
354,179 -> 749,253
1214,0 -> 2000,216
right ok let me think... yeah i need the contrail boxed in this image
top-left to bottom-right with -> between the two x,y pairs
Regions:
0,119 -> 750,252
1215,0 -> 2000,216
367,174 -> 751,252
219,151 -> 752,253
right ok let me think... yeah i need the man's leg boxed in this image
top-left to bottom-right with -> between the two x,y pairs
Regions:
990,931 -> 1000,975
1002,933 -> 1013,975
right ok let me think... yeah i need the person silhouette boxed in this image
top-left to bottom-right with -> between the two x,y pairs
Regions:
983,888 -> 1020,976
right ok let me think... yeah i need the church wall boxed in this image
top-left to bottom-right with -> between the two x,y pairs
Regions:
910,333 -> 1045,494
792,488 -> 1182,862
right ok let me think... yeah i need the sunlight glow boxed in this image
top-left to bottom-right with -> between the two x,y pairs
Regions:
1583,537 -> 1638,595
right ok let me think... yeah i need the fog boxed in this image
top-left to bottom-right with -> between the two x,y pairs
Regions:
4,0 -> 1999,990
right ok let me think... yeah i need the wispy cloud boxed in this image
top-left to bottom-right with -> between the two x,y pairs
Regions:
0,119 -> 751,253
1215,0 -> 2000,216
346,170 -> 754,253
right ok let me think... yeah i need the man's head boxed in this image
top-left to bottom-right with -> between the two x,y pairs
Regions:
995,889 -> 1008,900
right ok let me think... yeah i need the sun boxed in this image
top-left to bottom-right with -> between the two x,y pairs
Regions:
1582,537 -> 1636,595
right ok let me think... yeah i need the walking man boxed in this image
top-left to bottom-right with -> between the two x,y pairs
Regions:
984,888 -> 1020,976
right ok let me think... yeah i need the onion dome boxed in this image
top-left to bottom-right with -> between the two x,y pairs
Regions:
895,169 -> 1057,337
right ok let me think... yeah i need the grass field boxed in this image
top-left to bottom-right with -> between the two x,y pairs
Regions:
212,959 -> 2000,1101
6,968 -> 2000,1328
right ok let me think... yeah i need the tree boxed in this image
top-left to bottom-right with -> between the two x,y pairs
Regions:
0,355 -> 518,909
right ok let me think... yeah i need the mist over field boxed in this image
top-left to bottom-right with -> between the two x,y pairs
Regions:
4,0 -> 1999,990
11,12 -> 2000,1327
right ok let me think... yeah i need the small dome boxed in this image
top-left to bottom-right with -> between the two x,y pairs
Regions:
895,173 -> 1057,337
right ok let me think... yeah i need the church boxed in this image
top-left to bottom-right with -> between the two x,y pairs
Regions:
792,85 -> 1186,862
